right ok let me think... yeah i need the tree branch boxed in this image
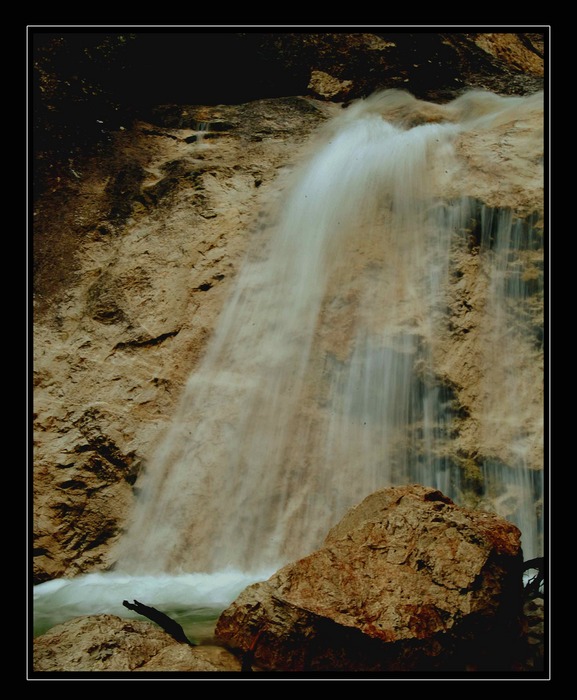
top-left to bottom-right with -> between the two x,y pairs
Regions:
122,599 -> 194,645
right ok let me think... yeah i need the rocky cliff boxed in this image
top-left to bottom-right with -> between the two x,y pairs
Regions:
33,95 -> 333,580
32,30 -> 546,583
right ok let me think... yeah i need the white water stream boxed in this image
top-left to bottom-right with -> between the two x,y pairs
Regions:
34,89 -> 544,638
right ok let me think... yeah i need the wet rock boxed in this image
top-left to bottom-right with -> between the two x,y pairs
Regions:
32,34 -> 544,583
215,485 -> 526,672
32,97 -> 330,582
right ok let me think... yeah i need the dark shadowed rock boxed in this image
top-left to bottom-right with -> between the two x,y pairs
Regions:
215,485 -> 525,672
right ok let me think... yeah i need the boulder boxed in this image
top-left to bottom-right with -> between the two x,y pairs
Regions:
32,614 -> 241,673
215,485 -> 525,672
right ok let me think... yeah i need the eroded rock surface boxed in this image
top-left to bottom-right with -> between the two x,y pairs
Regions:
32,614 -> 241,673
32,97 -> 333,582
215,485 -> 526,672
32,32 -> 545,583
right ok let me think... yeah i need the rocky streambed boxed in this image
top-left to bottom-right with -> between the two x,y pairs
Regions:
32,485 -> 545,676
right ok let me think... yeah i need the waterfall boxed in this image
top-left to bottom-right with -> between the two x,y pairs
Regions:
111,88 -> 544,578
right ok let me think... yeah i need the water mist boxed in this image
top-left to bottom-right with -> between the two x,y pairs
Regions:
35,89 -> 544,637
115,89 -> 544,575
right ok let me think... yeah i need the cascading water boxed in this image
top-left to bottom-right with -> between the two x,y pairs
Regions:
34,89 -> 545,638
115,87 -> 544,572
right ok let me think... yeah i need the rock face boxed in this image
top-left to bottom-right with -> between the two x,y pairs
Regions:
32,32 -> 545,583
215,485 -> 525,672
32,97 -> 333,581
32,614 -> 241,673
250,32 -> 544,103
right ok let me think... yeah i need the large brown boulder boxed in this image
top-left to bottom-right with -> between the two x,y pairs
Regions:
215,485 -> 525,672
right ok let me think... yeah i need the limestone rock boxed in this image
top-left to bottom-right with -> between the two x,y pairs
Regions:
32,33 -> 545,582
308,70 -> 354,100
471,33 -> 544,77
234,32 -> 544,104
215,485 -> 525,672
32,614 -> 240,673
32,97 -> 332,582
33,614 -> 176,672
136,644 -> 241,672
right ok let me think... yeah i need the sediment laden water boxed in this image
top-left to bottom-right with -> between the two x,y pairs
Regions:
112,89 -> 544,578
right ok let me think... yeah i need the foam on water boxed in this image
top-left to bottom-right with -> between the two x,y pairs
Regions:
33,569 -> 274,641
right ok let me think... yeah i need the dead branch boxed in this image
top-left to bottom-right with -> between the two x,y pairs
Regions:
122,599 -> 194,645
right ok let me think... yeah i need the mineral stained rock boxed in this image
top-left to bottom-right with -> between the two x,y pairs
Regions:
215,484 -> 525,672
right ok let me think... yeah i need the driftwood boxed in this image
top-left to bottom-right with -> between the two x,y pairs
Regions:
122,599 -> 194,645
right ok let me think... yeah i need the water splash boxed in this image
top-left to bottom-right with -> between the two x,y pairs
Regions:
113,89 -> 544,577
33,569 -> 274,641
